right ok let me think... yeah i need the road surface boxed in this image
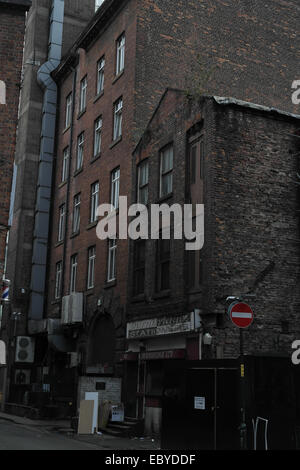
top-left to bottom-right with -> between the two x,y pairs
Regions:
0,418 -> 98,450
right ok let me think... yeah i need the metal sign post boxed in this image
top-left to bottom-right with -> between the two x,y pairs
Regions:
240,328 -> 247,450
227,297 -> 254,450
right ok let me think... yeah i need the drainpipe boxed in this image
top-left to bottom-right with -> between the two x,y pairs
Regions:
28,0 -> 65,322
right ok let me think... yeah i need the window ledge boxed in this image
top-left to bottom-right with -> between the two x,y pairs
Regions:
156,193 -> 173,204
77,109 -> 86,120
112,70 -> 124,84
70,231 -> 80,239
104,280 -> 116,289
85,288 -> 95,296
51,300 -> 61,305
74,167 -> 83,177
91,152 -> 101,164
63,125 -> 71,135
55,241 -> 64,248
131,293 -> 146,303
94,91 -> 104,103
86,221 -> 98,231
110,136 -> 122,149
59,180 -> 68,189
153,290 -> 171,300
188,287 -> 203,295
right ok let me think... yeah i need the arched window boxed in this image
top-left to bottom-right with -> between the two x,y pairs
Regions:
0,81 -> 6,105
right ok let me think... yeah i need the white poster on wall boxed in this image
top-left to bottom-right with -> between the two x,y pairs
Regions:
85,392 -> 99,433
194,397 -> 206,410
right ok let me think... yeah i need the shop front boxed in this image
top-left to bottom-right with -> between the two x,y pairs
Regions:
123,311 -> 202,435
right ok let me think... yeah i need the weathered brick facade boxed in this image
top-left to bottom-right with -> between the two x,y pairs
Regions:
0,0 -> 30,284
43,0 -> 300,415
130,91 -> 300,358
127,90 -> 300,436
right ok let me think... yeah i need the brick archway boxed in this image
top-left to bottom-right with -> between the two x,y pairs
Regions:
86,313 -> 116,374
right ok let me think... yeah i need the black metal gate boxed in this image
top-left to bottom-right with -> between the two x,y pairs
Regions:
161,361 -> 239,450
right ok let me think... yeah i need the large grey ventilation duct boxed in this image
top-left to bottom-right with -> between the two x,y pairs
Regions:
29,0 -> 65,320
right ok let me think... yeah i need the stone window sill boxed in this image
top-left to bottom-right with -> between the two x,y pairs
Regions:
112,70 -> 124,85
110,136 -> 122,149
86,221 -> 98,231
94,91 -> 104,103
74,167 -> 83,177
91,152 -> 101,164
153,289 -> 171,300
70,231 -> 80,239
156,193 -> 173,204
104,279 -> 116,289
77,109 -> 86,120
131,293 -> 145,303
63,125 -> 71,134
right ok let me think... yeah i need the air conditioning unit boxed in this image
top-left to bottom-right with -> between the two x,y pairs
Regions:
15,369 -> 31,385
61,295 -> 70,324
15,336 -> 35,363
61,293 -> 83,325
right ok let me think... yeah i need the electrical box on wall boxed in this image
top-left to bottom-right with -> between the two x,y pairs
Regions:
15,336 -> 35,363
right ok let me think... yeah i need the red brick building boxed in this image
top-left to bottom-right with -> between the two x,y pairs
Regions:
0,0 -> 31,287
25,0 -> 300,424
127,90 -> 300,447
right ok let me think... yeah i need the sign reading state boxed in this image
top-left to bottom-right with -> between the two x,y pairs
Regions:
126,312 -> 201,339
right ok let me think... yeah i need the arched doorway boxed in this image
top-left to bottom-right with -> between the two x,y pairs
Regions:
87,314 -> 116,375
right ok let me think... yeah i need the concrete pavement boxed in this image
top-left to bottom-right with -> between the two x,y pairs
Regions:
0,412 -> 160,450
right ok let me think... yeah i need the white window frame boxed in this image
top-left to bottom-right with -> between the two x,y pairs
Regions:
79,76 -> 87,113
94,116 -> 102,157
55,261 -> 62,299
58,204 -> 65,242
111,167 -> 120,210
90,181 -> 100,223
76,133 -> 84,170
96,56 -> 105,95
116,33 -> 125,75
107,238 -> 117,282
87,246 -> 96,289
70,254 -> 78,294
160,145 -> 173,198
65,93 -> 72,129
137,160 -> 149,205
113,98 -> 123,141
73,194 -> 81,234
62,147 -> 69,182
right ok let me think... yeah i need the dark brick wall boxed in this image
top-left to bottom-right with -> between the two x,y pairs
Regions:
206,100 -> 300,359
134,0 -> 300,141
0,5 -> 27,282
46,0 -> 139,371
129,90 -> 300,360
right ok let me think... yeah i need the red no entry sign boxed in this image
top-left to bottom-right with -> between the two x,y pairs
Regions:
229,302 -> 254,328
